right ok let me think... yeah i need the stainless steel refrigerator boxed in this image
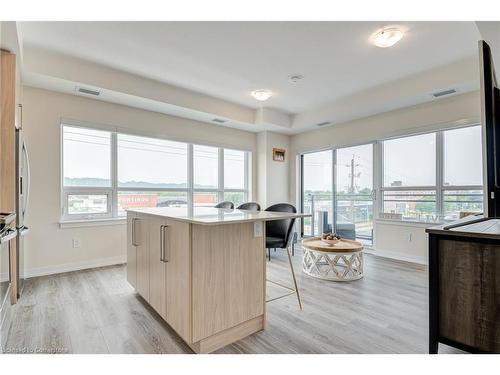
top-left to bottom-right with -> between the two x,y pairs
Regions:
15,126 -> 30,298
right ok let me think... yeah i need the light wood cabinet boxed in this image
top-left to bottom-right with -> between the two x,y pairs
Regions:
148,216 -> 191,340
134,215 -> 150,300
164,218 -> 191,341
148,215 -> 167,319
191,223 -> 264,342
126,213 -> 137,289
126,212 -> 266,353
127,213 -> 191,342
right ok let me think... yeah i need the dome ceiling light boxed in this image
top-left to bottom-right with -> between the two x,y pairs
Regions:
370,27 -> 404,48
251,89 -> 273,101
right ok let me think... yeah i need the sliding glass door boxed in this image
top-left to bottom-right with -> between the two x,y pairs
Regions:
335,144 -> 374,245
301,143 -> 374,245
301,150 -> 333,237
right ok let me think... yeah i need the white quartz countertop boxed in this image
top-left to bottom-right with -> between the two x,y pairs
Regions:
126,207 -> 310,225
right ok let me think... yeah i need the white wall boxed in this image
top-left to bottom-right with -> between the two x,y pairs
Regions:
22,86 -> 258,277
372,221 -> 430,264
289,91 -> 481,264
256,132 -> 268,206
21,86 -> 482,271
256,131 -> 290,208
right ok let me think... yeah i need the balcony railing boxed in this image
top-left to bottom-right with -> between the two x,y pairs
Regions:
303,193 -> 373,243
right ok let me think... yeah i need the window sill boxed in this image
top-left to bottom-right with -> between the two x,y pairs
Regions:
375,218 -> 443,228
59,217 -> 126,229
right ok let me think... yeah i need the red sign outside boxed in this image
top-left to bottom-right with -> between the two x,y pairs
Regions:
119,194 -> 158,208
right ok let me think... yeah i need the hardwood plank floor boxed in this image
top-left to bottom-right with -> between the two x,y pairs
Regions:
1,246 -> 463,354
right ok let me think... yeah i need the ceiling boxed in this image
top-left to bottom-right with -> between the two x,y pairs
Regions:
19,21 -> 481,116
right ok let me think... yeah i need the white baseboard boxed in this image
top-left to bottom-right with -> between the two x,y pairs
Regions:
22,248 -> 426,279
24,255 -> 127,279
364,248 -> 427,265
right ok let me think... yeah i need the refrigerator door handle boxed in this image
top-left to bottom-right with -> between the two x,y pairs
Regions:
22,141 -> 31,218
19,226 -> 29,236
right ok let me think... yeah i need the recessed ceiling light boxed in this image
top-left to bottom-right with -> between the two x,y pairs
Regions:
251,89 -> 273,101
370,27 -> 404,48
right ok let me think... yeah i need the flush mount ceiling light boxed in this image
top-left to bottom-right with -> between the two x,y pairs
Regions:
251,89 -> 273,101
370,27 -> 404,48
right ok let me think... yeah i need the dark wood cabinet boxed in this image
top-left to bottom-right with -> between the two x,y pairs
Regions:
427,217 -> 500,353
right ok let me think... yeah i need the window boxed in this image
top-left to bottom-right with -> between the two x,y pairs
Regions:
63,126 -> 112,187
300,144 -> 374,245
224,191 -> 246,207
382,133 -> 437,221
382,190 -> 437,222
443,190 -> 483,220
116,134 -> 189,214
301,150 -> 333,237
62,126 -> 112,219
193,191 -> 219,208
67,194 -> 109,215
61,124 -> 251,221
442,126 -> 484,220
191,146 -> 248,208
118,134 -> 188,188
224,149 -> 246,190
381,125 -> 483,222
301,124 -> 484,230
443,126 -> 482,186
223,149 -> 248,207
336,144 -> 374,244
383,133 -> 436,187
193,145 -> 219,189
117,191 -> 188,215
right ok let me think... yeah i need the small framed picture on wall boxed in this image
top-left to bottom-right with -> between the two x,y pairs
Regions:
272,148 -> 286,162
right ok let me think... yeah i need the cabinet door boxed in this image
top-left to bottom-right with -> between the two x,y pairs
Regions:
165,219 -> 191,342
126,212 -> 137,289
135,215 -> 150,300
149,216 -> 167,319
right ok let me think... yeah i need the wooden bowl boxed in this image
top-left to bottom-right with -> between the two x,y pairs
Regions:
320,238 -> 340,246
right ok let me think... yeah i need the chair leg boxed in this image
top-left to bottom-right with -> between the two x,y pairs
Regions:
292,243 -> 295,256
268,247 -> 271,261
286,246 -> 302,310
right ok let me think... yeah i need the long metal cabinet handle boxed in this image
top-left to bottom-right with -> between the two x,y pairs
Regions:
131,218 -> 135,246
132,218 -> 140,246
160,225 -> 164,262
160,224 -> 169,262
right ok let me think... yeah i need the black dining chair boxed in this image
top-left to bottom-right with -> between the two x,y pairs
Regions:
214,201 -> 234,209
264,203 -> 302,309
236,202 -> 261,211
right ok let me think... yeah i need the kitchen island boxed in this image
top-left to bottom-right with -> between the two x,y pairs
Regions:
126,206 -> 309,353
